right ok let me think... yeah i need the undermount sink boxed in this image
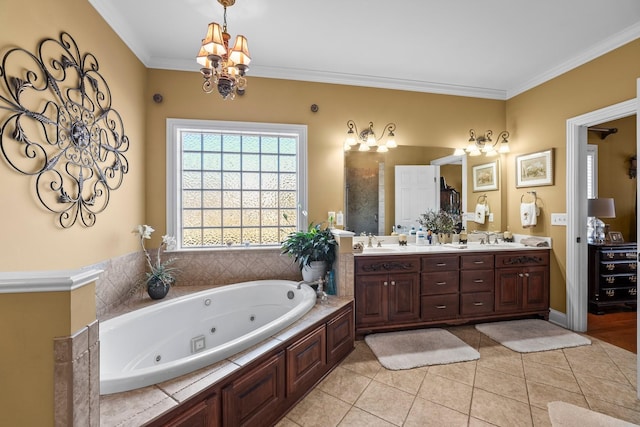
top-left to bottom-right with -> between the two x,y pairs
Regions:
362,246 -> 398,253
466,242 -> 526,249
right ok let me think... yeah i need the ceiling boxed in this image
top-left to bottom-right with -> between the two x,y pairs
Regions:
89,0 -> 640,100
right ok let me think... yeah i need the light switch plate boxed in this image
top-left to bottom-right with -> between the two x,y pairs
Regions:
551,213 -> 567,226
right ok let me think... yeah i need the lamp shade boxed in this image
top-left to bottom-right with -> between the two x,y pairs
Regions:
229,35 -> 251,66
587,198 -> 616,218
202,22 -> 227,57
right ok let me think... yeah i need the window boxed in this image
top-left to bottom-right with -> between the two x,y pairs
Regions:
586,144 -> 598,199
167,119 -> 307,249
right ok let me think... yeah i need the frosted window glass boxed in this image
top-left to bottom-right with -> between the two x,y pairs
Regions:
183,153 -> 201,170
242,191 -> 260,208
203,133 -> 221,151
183,210 -> 202,227
203,191 -> 221,208
183,191 -> 202,208
262,173 -> 278,190
223,172 -> 241,189
262,137 -> 278,153
183,172 -> 201,189
243,136 -> 260,152
280,156 -> 296,173
171,121 -> 307,248
262,155 -> 278,172
280,138 -> 296,154
280,173 -> 296,190
183,133 -> 201,151
223,191 -> 241,208
243,172 -> 260,189
224,153 -> 241,171
242,210 -> 260,226
203,153 -> 221,170
223,134 -> 241,152
203,210 -> 222,227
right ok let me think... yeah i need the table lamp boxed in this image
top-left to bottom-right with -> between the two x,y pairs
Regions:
587,198 -> 616,244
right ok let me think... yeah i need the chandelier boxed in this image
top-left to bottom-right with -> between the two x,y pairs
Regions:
454,129 -> 510,157
344,120 -> 397,153
197,0 -> 251,100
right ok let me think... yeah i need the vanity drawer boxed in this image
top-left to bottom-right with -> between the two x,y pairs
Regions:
460,270 -> 494,293
421,294 -> 459,321
598,260 -> 637,274
461,254 -> 494,270
495,251 -> 549,268
421,255 -> 459,272
355,256 -> 420,275
460,292 -> 494,316
421,271 -> 459,295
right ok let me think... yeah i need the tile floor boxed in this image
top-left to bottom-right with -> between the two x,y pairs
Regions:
277,325 -> 639,427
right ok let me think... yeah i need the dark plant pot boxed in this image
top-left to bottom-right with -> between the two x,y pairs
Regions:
147,279 -> 171,300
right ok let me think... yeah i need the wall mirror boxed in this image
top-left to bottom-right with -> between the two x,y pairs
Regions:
344,146 -> 500,235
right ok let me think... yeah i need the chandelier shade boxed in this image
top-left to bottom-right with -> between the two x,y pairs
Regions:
197,0 -> 250,100
455,129 -> 510,157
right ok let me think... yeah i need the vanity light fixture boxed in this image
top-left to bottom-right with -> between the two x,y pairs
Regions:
454,129 -> 510,157
344,120 -> 397,153
197,0 -> 251,100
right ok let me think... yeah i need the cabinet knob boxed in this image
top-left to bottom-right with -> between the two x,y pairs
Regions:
518,273 -> 524,278
524,273 -> 530,277
391,281 -> 396,286
383,281 -> 388,286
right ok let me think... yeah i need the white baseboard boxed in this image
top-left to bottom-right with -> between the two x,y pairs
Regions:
548,309 -> 568,328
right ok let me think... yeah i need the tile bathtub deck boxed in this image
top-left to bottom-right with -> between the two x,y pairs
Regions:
278,325 -> 639,427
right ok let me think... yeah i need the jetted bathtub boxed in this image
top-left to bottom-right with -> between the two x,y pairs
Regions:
100,279 -> 317,394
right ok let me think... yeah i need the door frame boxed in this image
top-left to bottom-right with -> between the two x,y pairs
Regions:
566,98 -> 637,332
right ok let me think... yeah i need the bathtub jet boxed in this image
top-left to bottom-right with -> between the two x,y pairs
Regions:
99,280 -> 317,395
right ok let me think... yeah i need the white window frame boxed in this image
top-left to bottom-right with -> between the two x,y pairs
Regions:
166,118 -> 308,250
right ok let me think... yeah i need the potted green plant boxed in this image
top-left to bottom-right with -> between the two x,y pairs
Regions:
281,222 -> 338,282
418,209 -> 457,243
132,224 -> 179,299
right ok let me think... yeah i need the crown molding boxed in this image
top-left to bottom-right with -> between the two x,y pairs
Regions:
507,22 -> 640,99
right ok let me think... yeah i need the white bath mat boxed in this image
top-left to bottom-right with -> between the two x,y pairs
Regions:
364,328 -> 479,370
548,401 -> 639,426
475,319 -> 591,353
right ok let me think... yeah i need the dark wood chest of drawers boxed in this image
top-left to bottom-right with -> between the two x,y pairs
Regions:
588,243 -> 637,314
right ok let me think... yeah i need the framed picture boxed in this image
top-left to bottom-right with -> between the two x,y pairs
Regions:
607,231 -> 624,243
516,149 -> 554,188
472,161 -> 498,192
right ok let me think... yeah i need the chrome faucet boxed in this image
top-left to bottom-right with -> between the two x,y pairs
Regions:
296,278 -> 324,289
367,233 -> 374,248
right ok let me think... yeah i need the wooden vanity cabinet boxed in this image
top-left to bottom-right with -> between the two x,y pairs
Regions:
355,256 -> 420,331
588,243 -> 638,314
495,251 -> 549,316
459,254 -> 494,317
421,255 -> 459,321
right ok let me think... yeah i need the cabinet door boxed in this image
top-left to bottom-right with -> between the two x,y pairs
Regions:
286,325 -> 326,397
355,275 -> 387,326
159,394 -> 220,427
522,266 -> 549,311
327,305 -> 354,365
388,273 -> 420,322
495,267 -> 522,313
222,352 -> 285,427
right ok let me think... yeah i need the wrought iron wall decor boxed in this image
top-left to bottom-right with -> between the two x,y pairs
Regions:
0,32 -> 129,227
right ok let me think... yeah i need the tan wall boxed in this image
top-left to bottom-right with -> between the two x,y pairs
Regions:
506,39 -> 640,312
1,0 -> 146,424
589,116 -> 637,242
1,0 -> 147,271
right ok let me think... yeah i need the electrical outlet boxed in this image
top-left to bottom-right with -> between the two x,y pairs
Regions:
551,213 -> 567,226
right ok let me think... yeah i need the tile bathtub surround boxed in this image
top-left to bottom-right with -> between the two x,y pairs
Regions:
54,320 -> 100,427
94,248 -> 301,319
278,326 -> 639,427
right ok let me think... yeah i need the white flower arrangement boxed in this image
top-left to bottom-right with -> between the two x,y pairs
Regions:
132,225 -> 178,290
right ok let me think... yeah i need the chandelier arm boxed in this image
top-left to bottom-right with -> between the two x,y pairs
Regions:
469,129 -> 477,141
346,120 -> 358,135
495,130 -> 510,143
381,122 -> 396,139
